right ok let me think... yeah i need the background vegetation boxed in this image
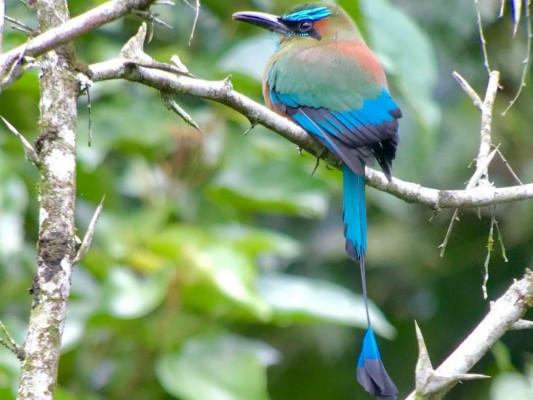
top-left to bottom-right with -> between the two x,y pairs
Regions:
0,0 -> 532,399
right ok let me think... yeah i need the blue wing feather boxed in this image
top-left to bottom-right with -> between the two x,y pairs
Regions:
270,86 -> 400,178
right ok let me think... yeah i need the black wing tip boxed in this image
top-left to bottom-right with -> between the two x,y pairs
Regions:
382,164 -> 393,182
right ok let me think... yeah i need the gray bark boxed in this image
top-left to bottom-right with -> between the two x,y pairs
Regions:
16,1 -> 78,399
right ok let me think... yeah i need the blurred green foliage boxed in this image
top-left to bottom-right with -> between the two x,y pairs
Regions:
1,0 -> 533,399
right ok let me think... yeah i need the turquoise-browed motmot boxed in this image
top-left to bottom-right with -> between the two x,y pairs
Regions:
233,3 -> 401,399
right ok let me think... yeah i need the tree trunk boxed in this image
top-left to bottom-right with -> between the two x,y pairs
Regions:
16,1 -> 78,398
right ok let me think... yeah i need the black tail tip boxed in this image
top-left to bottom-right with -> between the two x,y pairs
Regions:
357,359 -> 399,400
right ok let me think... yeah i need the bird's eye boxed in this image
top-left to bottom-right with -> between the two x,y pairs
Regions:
298,20 -> 314,33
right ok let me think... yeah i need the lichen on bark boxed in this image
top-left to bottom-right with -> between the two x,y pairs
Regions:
16,1 -> 78,399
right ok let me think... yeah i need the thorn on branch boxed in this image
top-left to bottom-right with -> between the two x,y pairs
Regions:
5,15 -> 36,36
311,148 -> 328,176
0,115 -> 40,166
413,321 -> 436,389
170,54 -> 190,75
439,209 -> 461,257
132,10 -> 173,30
120,24 -> 194,77
510,319 -> 533,330
411,321 -> 489,399
502,0 -> 531,115
311,156 -> 320,176
160,92 -> 201,131
452,71 -> 483,110
0,41 -> 30,93
496,146 -> 524,185
243,122 -> 256,135
0,320 -> 25,361
74,195 -> 105,264
223,75 -> 233,91
120,23 -> 149,60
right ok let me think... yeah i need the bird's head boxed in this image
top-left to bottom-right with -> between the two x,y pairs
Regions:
233,3 -> 362,45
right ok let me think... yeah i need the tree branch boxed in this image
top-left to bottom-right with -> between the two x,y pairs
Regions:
86,55 -> 533,210
16,1 -> 79,398
407,269 -> 533,400
0,0 -> 158,91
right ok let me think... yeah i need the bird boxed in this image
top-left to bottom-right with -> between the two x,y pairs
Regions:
233,3 -> 401,399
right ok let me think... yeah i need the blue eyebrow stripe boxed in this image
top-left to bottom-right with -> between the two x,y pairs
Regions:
282,7 -> 331,22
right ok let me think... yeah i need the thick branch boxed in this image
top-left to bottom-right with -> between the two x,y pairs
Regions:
407,269 -> 533,399
16,1 -> 79,399
475,71 -> 499,185
87,58 -> 533,209
0,0 -> 157,90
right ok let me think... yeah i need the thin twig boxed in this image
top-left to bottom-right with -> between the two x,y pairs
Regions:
5,15 -> 35,35
77,73 -> 93,146
477,72 -> 500,181
511,319 -> 533,330
0,115 -> 40,165
0,38 -> 29,90
482,207 -> 497,300
494,217 -> 508,263
87,85 -> 92,146
502,0 -> 532,115
439,147 -> 498,256
474,0 -> 492,73
160,91 -> 201,131
132,9 -> 173,30
452,71 -> 483,110
494,146 -> 524,185
439,71 -> 499,257
74,195 -> 105,264
188,0 -> 200,45
438,209 -> 460,257
0,320 -> 25,361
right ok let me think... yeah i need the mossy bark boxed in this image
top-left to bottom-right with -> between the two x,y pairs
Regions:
17,1 -> 78,399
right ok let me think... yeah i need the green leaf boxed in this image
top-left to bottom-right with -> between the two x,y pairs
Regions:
210,124 -> 330,218
148,226 -> 271,321
213,224 -> 301,259
63,267 -> 100,350
258,273 -> 396,338
490,372 -> 533,400
0,347 -> 18,399
211,158 -> 328,218
491,341 -> 515,373
101,267 -> 169,319
219,34 -> 276,80
156,334 -> 276,400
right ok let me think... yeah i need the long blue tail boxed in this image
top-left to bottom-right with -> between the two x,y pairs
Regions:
343,165 -> 398,399
342,164 -> 367,260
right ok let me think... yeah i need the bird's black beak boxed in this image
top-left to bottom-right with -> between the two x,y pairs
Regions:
232,11 -> 291,35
